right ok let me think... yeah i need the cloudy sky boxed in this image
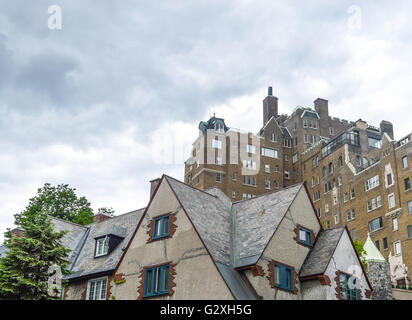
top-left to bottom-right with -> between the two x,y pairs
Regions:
0,1 -> 411,241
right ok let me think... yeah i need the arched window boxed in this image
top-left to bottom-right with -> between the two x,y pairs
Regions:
408,225 -> 412,239
329,162 -> 333,173
274,180 -> 279,189
355,156 -> 361,167
338,156 -> 343,168
363,157 -> 368,168
323,166 -> 327,177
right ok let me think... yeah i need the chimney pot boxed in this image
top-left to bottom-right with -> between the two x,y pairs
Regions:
268,86 -> 273,96
150,178 -> 161,199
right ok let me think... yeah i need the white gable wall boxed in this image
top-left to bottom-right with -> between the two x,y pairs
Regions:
324,230 -> 371,300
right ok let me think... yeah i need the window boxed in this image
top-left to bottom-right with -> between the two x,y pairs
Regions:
303,119 -> 308,128
325,203 -> 329,213
338,176 -> 342,186
347,209 -> 355,221
311,176 -> 316,187
216,173 -> 221,182
143,264 -> 170,298
394,241 -> 401,256
329,162 -> 333,174
242,193 -> 247,200
367,196 -> 382,212
298,226 -> 313,247
365,175 -> 380,191
152,215 -> 170,240
283,138 -> 291,148
216,157 -> 222,165
95,237 -> 109,257
368,137 -> 382,149
329,127 -> 334,136
265,179 -> 270,190
388,194 -> 395,209
273,262 -> 294,292
271,133 -> 277,142
402,156 -> 408,169
324,181 -> 331,193
368,217 -> 383,232
212,139 -> 222,149
274,180 -> 279,189
375,240 -> 380,251
293,153 -> 298,163
339,272 -> 358,300
246,144 -> 256,154
261,147 -> 278,158
284,171 -> 290,179
87,277 -> 107,300
408,226 -> 412,239
326,221 -> 331,229
408,201 -> 412,214
232,172 -> 237,180
323,166 -> 327,177
355,156 -> 361,167
275,165 -> 279,172
386,173 -> 393,186
232,191 -> 236,198
393,218 -> 398,231
350,188 -> 355,199
265,164 -> 270,173
405,178 -> 411,191
334,215 -> 339,225
338,156 -> 343,167
284,154 -> 289,161
242,175 -> 256,186
344,192 -> 348,202
383,237 -> 388,250
313,190 -> 321,202
362,157 -> 368,169
316,208 -> 321,218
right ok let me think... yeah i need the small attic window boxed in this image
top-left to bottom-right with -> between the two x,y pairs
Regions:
95,236 -> 109,257
298,226 -> 313,247
153,215 -> 170,240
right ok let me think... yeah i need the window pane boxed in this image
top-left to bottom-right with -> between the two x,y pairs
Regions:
161,266 -> 169,292
146,270 -> 153,294
89,281 -> 95,300
274,265 -> 281,285
100,279 -> 107,300
285,269 -> 292,289
163,217 -> 170,235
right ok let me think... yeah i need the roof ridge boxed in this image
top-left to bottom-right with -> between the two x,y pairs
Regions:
232,182 -> 304,204
49,216 -> 89,229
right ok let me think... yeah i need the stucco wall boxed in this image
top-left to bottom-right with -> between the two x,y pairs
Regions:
111,179 -> 233,300
324,230 -> 371,300
64,281 -> 86,300
245,187 -> 322,300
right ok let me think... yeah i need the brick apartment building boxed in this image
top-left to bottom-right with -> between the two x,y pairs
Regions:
184,87 -> 412,288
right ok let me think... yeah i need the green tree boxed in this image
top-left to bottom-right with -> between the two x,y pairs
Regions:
0,208 -> 72,300
353,240 -> 367,269
22,183 -> 94,225
97,207 -> 115,217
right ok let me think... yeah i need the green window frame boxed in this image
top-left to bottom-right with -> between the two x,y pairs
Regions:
298,226 -> 313,247
339,272 -> 358,300
273,262 -> 293,292
152,215 -> 170,240
143,264 -> 170,298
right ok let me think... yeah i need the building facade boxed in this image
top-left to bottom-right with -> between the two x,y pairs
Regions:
184,87 -> 412,288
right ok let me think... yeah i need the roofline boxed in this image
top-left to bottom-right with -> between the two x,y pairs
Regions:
164,176 -> 236,300
66,269 -> 113,283
252,183 -> 304,266
113,175 -> 166,276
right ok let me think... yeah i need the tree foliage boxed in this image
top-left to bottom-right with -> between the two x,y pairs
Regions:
353,240 -> 367,269
97,207 -> 115,217
0,208 -> 72,300
21,183 -> 94,225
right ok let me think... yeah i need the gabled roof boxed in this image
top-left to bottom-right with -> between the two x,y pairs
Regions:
165,176 -> 232,266
51,217 -> 89,268
364,233 -> 386,262
301,109 -> 320,119
65,208 -> 145,280
280,126 -> 291,138
233,184 -> 303,267
299,227 -> 345,278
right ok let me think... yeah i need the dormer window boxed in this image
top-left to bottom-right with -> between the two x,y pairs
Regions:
95,236 -> 109,257
153,215 -> 170,240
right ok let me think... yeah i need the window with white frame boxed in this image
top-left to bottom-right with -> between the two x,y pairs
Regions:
388,194 -> 395,209
325,202 -> 329,213
242,193 -> 247,200
329,127 -> 334,136
246,144 -> 256,154
394,241 -> 401,255
87,277 -> 107,300
293,153 -> 298,163
265,164 -> 270,173
368,217 -> 383,233
334,215 -> 339,225
216,173 -> 221,182
402,156 -> 408,169
313,190 -> 321,202
232,191 -> 236,198
95,237 -> 109,257
271,133 -> 277,142
386,173 -> 393,187
265,179 -> 270,189
367,195 -> 382,212
393,218 -> 398,231
261,147 -> 278,158
350,188 -> 355,199
284,171 -> 290,179
365,175 -> 380,191
216,157 -> 222,165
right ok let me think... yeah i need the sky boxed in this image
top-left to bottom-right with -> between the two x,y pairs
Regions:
0,1 -> 411,242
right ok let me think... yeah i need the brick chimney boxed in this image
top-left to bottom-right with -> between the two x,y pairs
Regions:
380,120 -> 394,140
355,119 -> 367,130
93,213 -> 112,223
263,86 -> 278,126
150,178 -> 161,199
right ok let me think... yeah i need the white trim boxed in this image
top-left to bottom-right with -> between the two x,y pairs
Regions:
86,276 -> 108,300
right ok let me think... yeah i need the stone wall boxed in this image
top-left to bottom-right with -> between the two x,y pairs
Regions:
366,260 -> 392,300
